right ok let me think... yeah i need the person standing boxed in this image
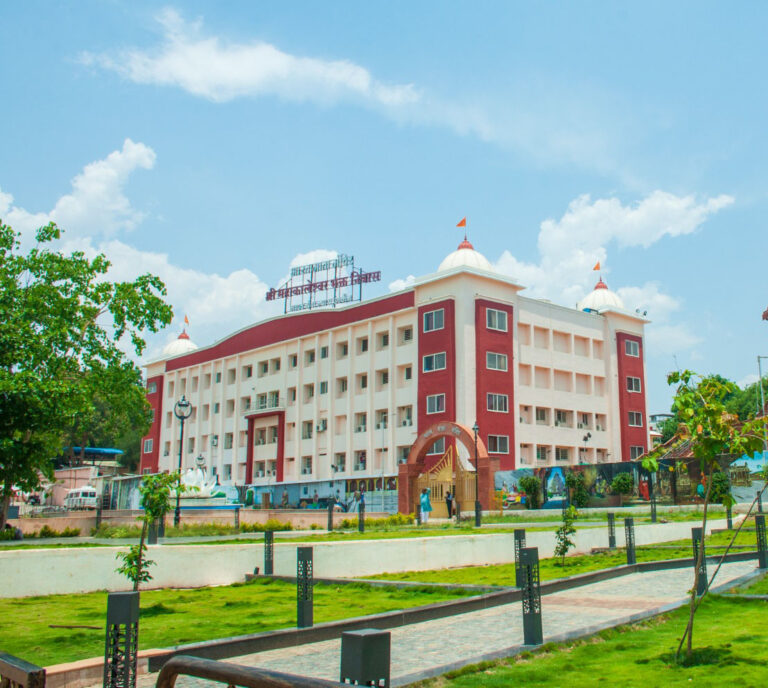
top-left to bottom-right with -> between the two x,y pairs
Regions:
445,490 -> 453,520
420,488 -> 433,524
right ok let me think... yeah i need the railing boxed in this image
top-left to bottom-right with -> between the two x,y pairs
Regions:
156,655 -> 345,688
0,651 -> 46,688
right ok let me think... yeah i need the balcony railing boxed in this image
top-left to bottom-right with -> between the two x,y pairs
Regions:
243,397 -> 284,415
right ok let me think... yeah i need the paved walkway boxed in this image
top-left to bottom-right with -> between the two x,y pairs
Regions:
125,560 -> 756,687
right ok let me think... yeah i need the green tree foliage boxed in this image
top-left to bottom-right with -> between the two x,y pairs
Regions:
610,472 -> 634,496
116,472 -> 180,591
642,370 -> 767,662
0,221 -> 172,528
519,476 -> 542,510
554,505 -> 578,566
565,471 -> 590,508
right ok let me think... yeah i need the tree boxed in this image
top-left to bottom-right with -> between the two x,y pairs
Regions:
610,472 -> 634,498
0,221 -> 172,528
554,505 -> 578,566
565,471 -> 590,508
519,475 -> 542,510
642,370 -> 767,663
116,472 -> 180,591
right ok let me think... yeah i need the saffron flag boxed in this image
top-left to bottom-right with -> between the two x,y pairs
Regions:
456,217 -> 466,228
184,314 -> 190,326
593,261 -> 601,271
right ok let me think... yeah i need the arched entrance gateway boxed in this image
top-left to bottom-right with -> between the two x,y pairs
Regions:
397,421 -> 500,516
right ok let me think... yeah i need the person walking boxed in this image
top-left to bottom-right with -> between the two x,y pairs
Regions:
445,490 -> 453,520
420,488 -> 433,524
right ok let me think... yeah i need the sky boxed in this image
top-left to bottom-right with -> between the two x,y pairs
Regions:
1,1 -> 767,414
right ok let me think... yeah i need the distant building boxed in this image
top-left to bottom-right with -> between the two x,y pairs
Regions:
140,239 -> 649,511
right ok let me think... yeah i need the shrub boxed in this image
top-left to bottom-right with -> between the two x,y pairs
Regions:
565,472 -> 590,508
519,476 -> 542,509
309,523 -> 321,530
554,505 -> 578,566
611,473 -> 634,496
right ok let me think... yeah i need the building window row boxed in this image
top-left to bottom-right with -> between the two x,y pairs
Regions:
520,405 -> 608,431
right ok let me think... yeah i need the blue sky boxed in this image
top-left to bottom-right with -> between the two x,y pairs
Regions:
1,1 -> 767,413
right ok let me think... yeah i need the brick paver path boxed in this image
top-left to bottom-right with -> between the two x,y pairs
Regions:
125,561 -> 755,687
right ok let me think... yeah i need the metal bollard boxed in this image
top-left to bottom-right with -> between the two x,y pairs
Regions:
514,529 -> 527,588
650,496 -> 657,524
520,547 -> 543,646
340,629 -> 391,687
358,502 -> 365,533
95,505 -> 103,530
691,527 -> 707,596
327,501 -> 334,532
234,507 -> 240,533
415,508 -> 421,526
607,513 -> 616,550
726,504 -> 733,530
264,530 -> 274,575
297,546 -> 313,628
624,517 -> 636,565
756,514 -> 767,569
103,591 -> 139,688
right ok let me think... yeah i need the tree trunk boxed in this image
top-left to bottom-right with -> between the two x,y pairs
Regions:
0,486 -> 12,531
134,520 -> 148,592
677,462 -> 714,662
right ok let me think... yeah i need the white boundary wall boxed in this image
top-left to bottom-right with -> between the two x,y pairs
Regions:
1,519 -> 730,598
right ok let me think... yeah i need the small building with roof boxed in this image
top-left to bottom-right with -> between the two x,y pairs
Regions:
140,238 -> 649,513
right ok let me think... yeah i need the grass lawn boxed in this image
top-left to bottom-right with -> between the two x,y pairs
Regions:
484,506 -> 727,525
0,578 -> 477,668
411,596 -> 768,687
733,571 -> 768,595
367,529 -> 759,586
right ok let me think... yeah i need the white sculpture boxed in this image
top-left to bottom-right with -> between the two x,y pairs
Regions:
180,466 -> 218,498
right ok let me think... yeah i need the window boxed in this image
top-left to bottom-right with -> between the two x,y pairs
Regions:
302,421 -> 313,440
319,381 -> 328,395
143,439 -> 153,453
304,383 -> 315,401
380,370 -> 389,385
378,332 -> 389,348
215,372 -> 222,383
271,358 -> 281,373
486,352 -> 508,371
423,352 -> 447,372
320,346 -> 329,359
224,433 -> 233,449
426,437 -> 446,455
289,354 -> 298,368
486,308 -> 508,332
405,366 -> 412,381
337,377 -> 348,393
305,349 -> 316,364
536,446 -> 548,461
555,409 -> 568,426
628,411 -> 643,427
359,373 -> 368,390
358,337 -> 369,353
423,308 -> 444,332
487,393 -> 509,413
214,402 -> 220,414
627,376 -> 642,393
630,446 -> 645,460
147,381 -> 157,394
426,394 -> 446,414
338,342 -> 349,358
288,387 -> 297,402
402,326 -> 414,343
243,365 -> 253,379
535,407 -> 547,424
487,435 -> 509,453
625,340 -> 640,357
555,447 -> 570,462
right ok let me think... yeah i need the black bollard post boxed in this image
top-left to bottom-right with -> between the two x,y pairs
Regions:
520,547 -> 543,646
95,505 -> 103,531
340,629 -> 391,688
297,546 -> 313,628
691,527 -> 707,596
726,504 -> 733,530
358,501 -> 365,533
650,496 -> 657,524
756,514 -> 767,569
607,512 -> 616,549
103,591 -> 139,688
234,507 -> 240,533
327,501 -> 334,532
415,507 -> 421,526
514,529 -> 527,587
264,530 -> 274,575
624,517 -> 636,565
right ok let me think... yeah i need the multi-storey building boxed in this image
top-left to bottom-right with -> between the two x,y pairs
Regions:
140,238 -> 649,511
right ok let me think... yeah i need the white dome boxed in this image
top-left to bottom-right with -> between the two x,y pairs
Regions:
162,331 -> 198,357
578,279 -> 625,311
438,238 -> 494,273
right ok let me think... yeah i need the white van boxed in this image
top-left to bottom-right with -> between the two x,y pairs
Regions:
64,486 -> 98,510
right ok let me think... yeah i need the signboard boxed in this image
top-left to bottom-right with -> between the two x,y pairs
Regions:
266,254 -> 381,313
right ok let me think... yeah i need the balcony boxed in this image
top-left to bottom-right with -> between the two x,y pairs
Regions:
243,396 -> 284,415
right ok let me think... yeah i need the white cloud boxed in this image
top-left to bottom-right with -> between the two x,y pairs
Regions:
80,8 -> 418,107
737,373 -> 760,389
0,139 -> 155,244
389,275 -> 415,292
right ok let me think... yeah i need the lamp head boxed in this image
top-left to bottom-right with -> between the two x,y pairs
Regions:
174,395 -> 193,420
472,421 -> 479,435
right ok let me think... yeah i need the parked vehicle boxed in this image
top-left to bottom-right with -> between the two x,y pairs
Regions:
64,486 -> 98,510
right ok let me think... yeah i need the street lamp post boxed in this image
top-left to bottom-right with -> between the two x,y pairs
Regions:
173,395 -> 193,527
582,432 -> 592,464
473,422 -> 481,527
